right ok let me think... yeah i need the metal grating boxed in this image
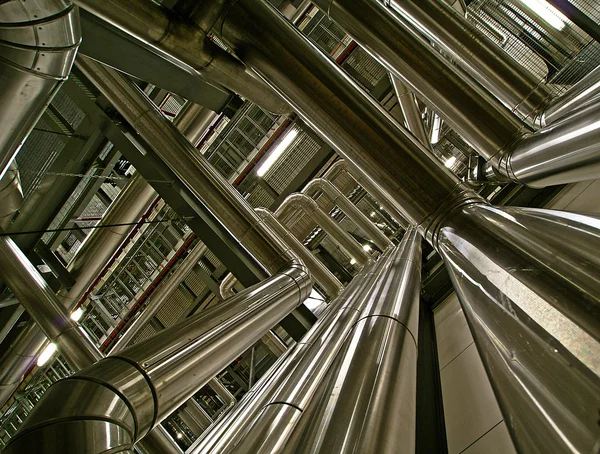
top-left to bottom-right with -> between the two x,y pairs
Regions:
301,9 -> 348,56
343,46 -> 388,88
130,323 -> 158,346
183,270 -> 207,298
156,288 -> 190,328
246,185 -> 275,209
50,90 -> 85,129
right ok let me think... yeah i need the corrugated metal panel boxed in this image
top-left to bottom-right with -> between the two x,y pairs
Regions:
129,323 -> 158,346
184,269 -> 207,297
51,90 -> 85,129
247,185 -> 275,209
343,46 -> 387,88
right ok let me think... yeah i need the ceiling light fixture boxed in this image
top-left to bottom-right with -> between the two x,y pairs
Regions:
257,129 -> 299,177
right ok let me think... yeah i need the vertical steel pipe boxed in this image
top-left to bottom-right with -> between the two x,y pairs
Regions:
302,178 -> 392,251
0,0 -> 81,180
389,75 -> 431,148
284,228 -> 421,453
3,263 -> 311,453
276,193 -> 372,266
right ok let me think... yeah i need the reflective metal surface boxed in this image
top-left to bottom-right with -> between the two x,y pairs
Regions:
284,229 -> 421,454
173,103 -> 218,148
387,0 -> 551,121
0,235 -> 102,369
71,0 -> 290,114
218,0 -> 467,227
389,74 -> 431,148
276,193 -> 372,266
0,162 -> 23,229
136,425 -> 182,454
3,263 -> 310,453
0,0 -> 81,180
437,205 -> 600,454
309,0 -> 527,162
303,178 -> 391,251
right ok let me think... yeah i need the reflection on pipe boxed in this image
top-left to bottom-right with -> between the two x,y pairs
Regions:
388,75 -> 431,148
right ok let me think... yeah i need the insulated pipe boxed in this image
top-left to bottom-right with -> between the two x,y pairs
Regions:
389,74 -> 431,148
108,242 -> 209,353
323,159 -> 406,228
0,0 -> 81,180
0,305 -> 25,346
386,0 -> 552,121
192,248 -> 393,453
216,2 -> 600,449
285,228 -> 421,453
310,0 -> 528,164
3,263 -> 311,453
70,0 -> 290,114
219,272 -> 239,299
276,193 -> 372,267
302,179 -> 392,251
0,162 -> 23,229
256,208 -> 343,299
173,103 -> 218,148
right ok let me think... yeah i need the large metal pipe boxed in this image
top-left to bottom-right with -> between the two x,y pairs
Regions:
3,262 -> 311,453
70,0 -> 290,114
284,228 -> 421,453
302,178 -> 392,251
386,0 -> 551,121
192,246 -> 393,453
0,162 -> 23,229
108,242 -> 209,353
0,305 -> 25,346
215,1 -> 600,449
276,193 -> 372,267
173,103 -> 218,148
0,0 -> 81,180
389,74 -> 431,148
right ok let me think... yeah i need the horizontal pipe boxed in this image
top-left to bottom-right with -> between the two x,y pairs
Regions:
0,0 -> 81,180
276,193 -> 372,266
3,263 -> 311,453
302,178 -> 392,251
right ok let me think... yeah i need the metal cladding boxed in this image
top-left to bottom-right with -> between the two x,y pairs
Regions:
3,263 -> 311,453
276,193 -> 372,266
173,103 -> 218,148
0,162 -> 23,229
388,74 -> 431,149
438,205 -> 600,453
302,178 -> 392,251
0,0 -> 81,180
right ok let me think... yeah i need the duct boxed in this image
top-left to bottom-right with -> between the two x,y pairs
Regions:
173,103 -> 218,148
493,100 -> 600,187
540,64 -> 600,126
109,242 -> 209,354
70,0 -> 290,114
276,193 -> 372,267
437,205 -> 600,453
386,0 -> 551,121
193,247 -> 393,453
0,0 -> 81,180
302,178 -> 392,251
0,162 -> 23,229
3,262 -> 311,453
0,235 -> 103,369
389,74 -> 431,148
284,228 -> 421,453
323,159 -> 406,228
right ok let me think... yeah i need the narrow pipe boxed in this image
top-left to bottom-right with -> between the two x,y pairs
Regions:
285,229 -> 421,453
173,103 -> 218,148
70,0 -> 290,114
3,263 -> 311,453
388,75 -> 431,148
302,178 -> 392,251
386,0 -> 551,120
0,0 -> 81,180
193,248 -> 393,453
276,193 -> 372,266
219,272 -> 239,299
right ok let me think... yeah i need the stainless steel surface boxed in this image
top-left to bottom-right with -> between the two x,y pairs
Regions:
76,56 -> 292,277
0,162 -> 23,229
284,229 -> 421,454
173,103 -> 218,148
437,204 -> 600,453
497,100 -> 600,187
256,207 -> 343,298
109,243 -> 209,353
0,305 -> 25,345
0,235 -> 102,369
71,0 -> 290,114
3,263 -> 311,453
387,0 -> 551,121
219,272 -> 238,299
389,75 -> 431,148
303,178 -> 392,251
218,0 -> 470,227
542,64 -> 600,126
209,377 -> 236,406
0,0 -> 81,180
194,248 -> 393,453
276,193 -> 372,266
309,0 -> 527,163
137,425 -> 182,454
